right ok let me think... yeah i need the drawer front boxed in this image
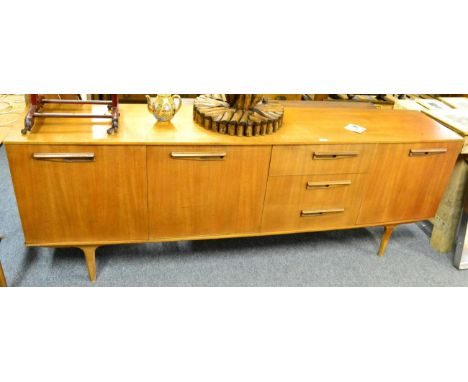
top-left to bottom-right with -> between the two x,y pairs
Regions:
269,144 -> 376,176
261,173 -> 366,232
6,144 -> 148,244
357,141 -> 462,224
147,145 -> 271,238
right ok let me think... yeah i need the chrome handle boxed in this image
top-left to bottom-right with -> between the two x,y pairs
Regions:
170,152 -> 226,160
32,153 -> 95,162
306,180 -> 352,189
313,151 -> 359,160
300,208 -> 345,217
409,148 -> 447,157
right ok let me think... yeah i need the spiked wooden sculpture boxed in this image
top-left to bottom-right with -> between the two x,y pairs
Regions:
193,94 -> 284,136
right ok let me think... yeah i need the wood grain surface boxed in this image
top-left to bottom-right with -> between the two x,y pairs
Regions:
269,144 -> 376,176
262,173 -> 366,232
6,145 -> 148,244
147,145 -> 271,239
3,99 -> 465,281
4,101 -> 462,146
357,141 -> 463,224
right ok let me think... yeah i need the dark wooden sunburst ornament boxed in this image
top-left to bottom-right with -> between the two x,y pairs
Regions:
193,94 -> 284,136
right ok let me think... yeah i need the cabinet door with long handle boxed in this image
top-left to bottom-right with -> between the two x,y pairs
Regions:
6,144 -> 148,244
357,142 -> 462,224
147,145 -> 271,239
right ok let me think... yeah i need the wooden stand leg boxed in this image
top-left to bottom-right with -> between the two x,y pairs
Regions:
378,225 -> 396,257
0,235 -> 6,287
0,260 -> 7,287
80,246 -> 98,282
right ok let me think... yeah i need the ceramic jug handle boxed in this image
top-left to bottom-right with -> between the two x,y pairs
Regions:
145,95 -> 153,111
172,95 -> 182,113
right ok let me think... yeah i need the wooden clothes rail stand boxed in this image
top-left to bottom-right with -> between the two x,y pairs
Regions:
22,94 -> 120,135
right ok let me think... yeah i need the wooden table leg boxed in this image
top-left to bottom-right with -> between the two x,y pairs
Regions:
378,225 -> 396,257
80,246 -> 98,282
0,260 -> 6,287
0,236 -> 6,287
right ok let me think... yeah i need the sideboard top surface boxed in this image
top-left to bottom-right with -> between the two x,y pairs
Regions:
5,100 -> 462,145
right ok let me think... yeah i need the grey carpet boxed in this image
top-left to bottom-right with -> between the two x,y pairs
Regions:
1,145 -> 467,286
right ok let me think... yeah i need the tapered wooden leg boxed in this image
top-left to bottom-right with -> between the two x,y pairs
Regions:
80,246 -> 98,282
378,225 -> 396,257
0,260 -> 6,287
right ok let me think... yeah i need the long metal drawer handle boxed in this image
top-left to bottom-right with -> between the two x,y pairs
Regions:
170,152 -> 226,160
313,151 -> 359,160
300,208 -> 345,217
306,180 -> 352,189
32,153 -> 95,162
409,148 -> 447,157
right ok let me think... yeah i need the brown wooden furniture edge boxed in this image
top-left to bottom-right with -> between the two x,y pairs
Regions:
23,217 -> 429,247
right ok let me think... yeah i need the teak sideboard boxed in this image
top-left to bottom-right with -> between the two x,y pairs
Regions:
4,102 -> 463,281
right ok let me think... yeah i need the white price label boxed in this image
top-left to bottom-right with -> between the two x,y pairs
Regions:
344,124 -> 367,134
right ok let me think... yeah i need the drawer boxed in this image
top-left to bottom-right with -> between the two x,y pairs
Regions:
6,144 -> 148,244
261,173 -> 366,232
269,144 -> 376,176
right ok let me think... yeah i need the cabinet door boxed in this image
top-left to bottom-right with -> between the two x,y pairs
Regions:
147,146 -> 271,239
357,142 -> 462,224
6,145 -> 148,244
